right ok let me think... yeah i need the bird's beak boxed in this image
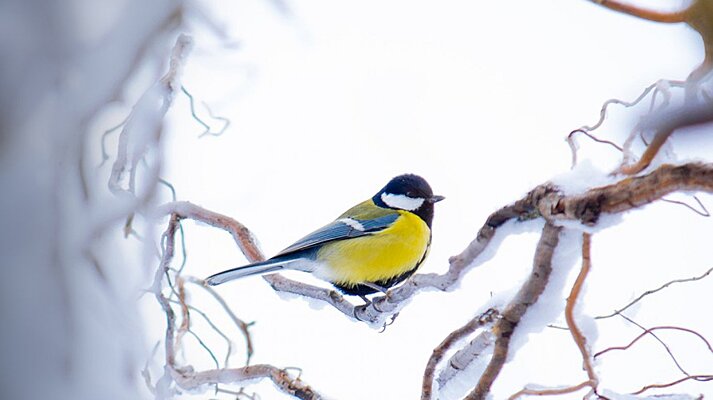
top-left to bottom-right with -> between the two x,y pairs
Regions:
429,195 -> 445,203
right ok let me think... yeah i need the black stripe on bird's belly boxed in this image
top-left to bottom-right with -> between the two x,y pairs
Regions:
332,266 -> 419,296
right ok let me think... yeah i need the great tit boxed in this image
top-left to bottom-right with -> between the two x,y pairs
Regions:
205,174 -> 444,296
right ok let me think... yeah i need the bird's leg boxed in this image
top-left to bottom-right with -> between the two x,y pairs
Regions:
362,282 -> 389,294
358,294 -> 372,305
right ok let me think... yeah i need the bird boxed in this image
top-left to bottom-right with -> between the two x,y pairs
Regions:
205,174 -> 444,297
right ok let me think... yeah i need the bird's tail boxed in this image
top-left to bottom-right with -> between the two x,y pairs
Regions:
205,258 -> 294,286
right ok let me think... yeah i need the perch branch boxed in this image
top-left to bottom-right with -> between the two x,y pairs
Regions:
167,161 -> 713,330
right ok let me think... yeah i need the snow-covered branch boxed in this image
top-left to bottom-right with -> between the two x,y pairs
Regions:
150,206 -> 324,399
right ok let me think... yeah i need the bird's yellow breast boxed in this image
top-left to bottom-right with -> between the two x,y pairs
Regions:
316,210 -> 430,287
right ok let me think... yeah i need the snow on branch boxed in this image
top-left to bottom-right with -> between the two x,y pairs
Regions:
465,222 -> 562,399
149,208 -> 323,399
109,34 -> 193,197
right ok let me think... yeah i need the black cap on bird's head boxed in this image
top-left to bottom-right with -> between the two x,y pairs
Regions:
373,174 -> 444,226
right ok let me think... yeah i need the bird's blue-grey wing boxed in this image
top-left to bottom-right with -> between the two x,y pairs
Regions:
275,213 -> 399,256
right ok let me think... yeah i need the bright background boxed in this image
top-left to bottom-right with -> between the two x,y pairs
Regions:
96,1 -> 712,398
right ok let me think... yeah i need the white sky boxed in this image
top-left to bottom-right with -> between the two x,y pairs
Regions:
120,1 -> 713,398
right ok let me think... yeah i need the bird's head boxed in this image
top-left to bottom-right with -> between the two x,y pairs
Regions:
373,174 -> 444,226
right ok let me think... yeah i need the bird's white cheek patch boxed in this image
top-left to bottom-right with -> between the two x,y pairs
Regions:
338,218 -> 365,231
381,193 -> 424,211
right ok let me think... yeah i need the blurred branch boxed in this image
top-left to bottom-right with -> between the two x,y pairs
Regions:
180,86 -> 231,138
109,34 -> 193,196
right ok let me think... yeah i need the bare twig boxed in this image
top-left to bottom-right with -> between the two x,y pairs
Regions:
597,266 -> 713,319
567,129 -> 623,168
616,314 -> 694,377
631,375 -> 713,396
466,222 -> 562,399
180,86 -> 211,135
594,325 -> 713,359
661,195 -> 711,217
184,275 -> 254,364
169,299 -> 234,367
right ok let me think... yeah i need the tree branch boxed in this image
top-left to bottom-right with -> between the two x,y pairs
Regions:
465,222 -> 562,399
540,163 -> 713,226
421,309 -> 499,399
